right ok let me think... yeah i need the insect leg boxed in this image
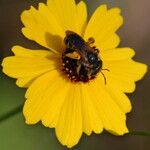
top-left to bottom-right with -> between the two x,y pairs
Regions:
100,71 -> 107,85
77,60 -> 82,75
93,48 -> 99,54
87,37 -> 95,45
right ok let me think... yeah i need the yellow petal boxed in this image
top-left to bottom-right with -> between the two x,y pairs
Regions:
24,70 -> 68,125
81,84 -> 103,135
21,3 -> 64,53
98,33 -> 120,50
103,59 -> 147,93
47,0 -> 76,32
55,84 -> 82,148
12,45 -> 52,57
98,47 -> 146,93
101,48 -> 135,61
88,80 -> 128,135
21,0 -> 87,52
98,75 -> 131,113
106,85 -> 132,113
47,0 -> 87,35
105,74 -> 136,93
41,81 -> 70,128
76,1 -> 87,35
84,5 -> 123,50
2,46 -> 57,87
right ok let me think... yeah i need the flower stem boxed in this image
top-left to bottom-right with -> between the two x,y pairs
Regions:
129,131 -> 150,136
0,104 -> 23,123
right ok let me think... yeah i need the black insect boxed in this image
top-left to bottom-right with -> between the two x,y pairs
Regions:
62,30 -> 108,83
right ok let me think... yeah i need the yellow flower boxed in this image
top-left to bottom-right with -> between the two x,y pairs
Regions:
2,0 -> 147,148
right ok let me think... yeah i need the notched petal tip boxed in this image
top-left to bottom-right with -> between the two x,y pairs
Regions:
128,48 -> 136,57
24,119 -> 37,125
38,2 -> 46,9
131,61 -> 148,82
24,119 -> 32,125
23,103 -> 40,125
11,45 -> 23,55
109,7 -> 121,14
98,4 -> 107,10
108,6 -> 124,27
21,6 -> 35,23
138,63 -> 148,80
107,126 -> 129,136
1,58 -> 6,67
56,131 -> 82,148
96,4 -> 121,14
105,117 -> 129,136
1,57 -> 13,76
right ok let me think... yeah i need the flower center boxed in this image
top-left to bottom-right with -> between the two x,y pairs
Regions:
62,30 -> 102,83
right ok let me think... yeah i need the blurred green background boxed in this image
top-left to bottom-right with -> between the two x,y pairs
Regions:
0,0 -> 150,150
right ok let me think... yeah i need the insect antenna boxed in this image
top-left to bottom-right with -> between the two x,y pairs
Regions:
100,71 -> 107,85
100,68 -> 110,85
